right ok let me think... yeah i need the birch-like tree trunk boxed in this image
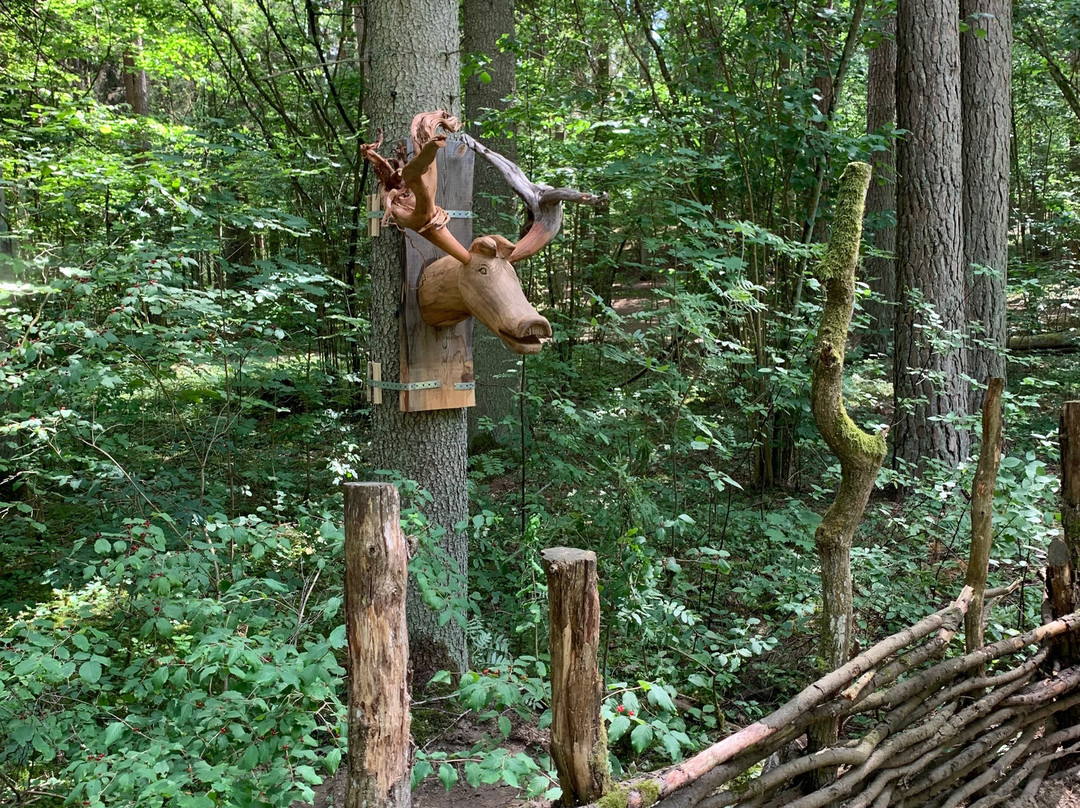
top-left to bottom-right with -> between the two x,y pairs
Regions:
364,0 -> 469,684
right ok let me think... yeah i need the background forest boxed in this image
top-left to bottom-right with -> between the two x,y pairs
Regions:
2,0 -> 1080,805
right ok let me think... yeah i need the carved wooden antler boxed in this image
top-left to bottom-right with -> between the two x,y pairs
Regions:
360,111 -> 472,265
361,112 -> 608,265
459,133 -> 609,262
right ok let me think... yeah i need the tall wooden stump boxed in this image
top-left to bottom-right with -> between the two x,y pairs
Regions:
541,547 -> 610,807
965,377 -> 1004,657
344,483 -> 411,808
1059,403 -> 1080,668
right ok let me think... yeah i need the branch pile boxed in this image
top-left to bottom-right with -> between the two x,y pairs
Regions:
584,586 -> 1080,808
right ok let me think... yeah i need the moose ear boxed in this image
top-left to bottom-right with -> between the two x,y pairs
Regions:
469,236 -> 498,257
490,234 -> 516,259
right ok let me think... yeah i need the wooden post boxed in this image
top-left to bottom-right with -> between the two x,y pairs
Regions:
542,547 -> 610,807
964,377 -> 1004,656
344,483 -> 411,808
1059,402 -> 1080,665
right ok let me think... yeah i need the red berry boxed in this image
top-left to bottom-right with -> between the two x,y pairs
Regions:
616,705 -> 625,713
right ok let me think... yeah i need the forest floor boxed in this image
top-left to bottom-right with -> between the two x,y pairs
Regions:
300,767 -> 1080,807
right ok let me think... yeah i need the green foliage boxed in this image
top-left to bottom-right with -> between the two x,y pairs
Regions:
0,511 -> 347,807
2,0 -> 1078,802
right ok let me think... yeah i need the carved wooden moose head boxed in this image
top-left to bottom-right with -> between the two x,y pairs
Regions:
361,111 -> 606,355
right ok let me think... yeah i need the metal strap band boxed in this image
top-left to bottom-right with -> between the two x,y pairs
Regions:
454,382 -> 476,390
367,379 -> 441,391
365,210 -> 473,219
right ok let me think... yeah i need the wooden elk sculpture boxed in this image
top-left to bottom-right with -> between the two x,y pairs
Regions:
362,111 -> 606,354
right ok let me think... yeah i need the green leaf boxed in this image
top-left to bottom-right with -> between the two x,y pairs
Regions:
240,745 -> 260,771
94,538 -> 111,554
647,685 -> 677,713
662,732 -> 682,761
608,714 -> 631,742
438,763 -> 458,791
79,660 -> 102,684
104,721 -> 125,748
498,715 -> 512,738
72,633 -> 90,652
328,624 -> 346,649
325,748 -> 342,774
631,722 -> 654,754
412,759 -> 433,789
296,765 -> 322,785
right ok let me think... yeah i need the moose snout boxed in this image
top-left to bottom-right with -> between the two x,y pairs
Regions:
498,313 -> 553,355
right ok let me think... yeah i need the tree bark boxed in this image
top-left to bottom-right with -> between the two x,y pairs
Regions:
364,0 -> 469,684
542,547 -> 610,806
463,0 -> 519,445
807,162 -> 887,772
893,0 -> 970,470
122,41 -> 150,116
862,11 -> 896,357
964,377 -> 1004,656
962,0 -> 1011,407
344,483 -> 411,808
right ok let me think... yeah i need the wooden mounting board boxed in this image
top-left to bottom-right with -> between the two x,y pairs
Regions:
399,137 -> 475,412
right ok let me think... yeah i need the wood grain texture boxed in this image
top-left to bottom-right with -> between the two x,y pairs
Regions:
344,483 -> 411,808
542,547 -> 610,805
401,136 -> 476,412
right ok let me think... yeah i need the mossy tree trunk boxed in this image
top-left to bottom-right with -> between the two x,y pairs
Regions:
807,161 -> 888,774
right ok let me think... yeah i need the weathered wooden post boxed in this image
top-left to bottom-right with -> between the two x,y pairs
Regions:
1054,402 -> 1080,666
541,547 -> 610,807
965,377 -> 1004,656
344,483 -> 411,808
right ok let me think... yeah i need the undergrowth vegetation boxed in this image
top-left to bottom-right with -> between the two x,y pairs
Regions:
3,0 -> 1080,804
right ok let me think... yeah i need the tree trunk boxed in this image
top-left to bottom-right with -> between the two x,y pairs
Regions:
364,0 -> 469,685
344,483 -> 412,808
862,11 -> 896,356
463,0 -> 519,445
807,162 -> 887,775
893,0 -> 970,470
122,41 -> 149,116
962,0 -> 1011,407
